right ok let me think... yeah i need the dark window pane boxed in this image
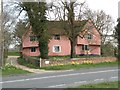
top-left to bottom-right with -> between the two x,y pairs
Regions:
82,45 -> 84,50
30,36 -> 37,41
82,45 -> 90,50
85,45 -> 89,50
54,35 -> 60,40
31,47 -> 36,52
54,46 -> 60,52
85,34 -> 93,39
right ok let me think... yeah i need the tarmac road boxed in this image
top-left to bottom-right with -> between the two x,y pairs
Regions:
1,66 -> 119,88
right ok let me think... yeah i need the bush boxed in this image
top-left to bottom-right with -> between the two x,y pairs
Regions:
17,57 -> 39,69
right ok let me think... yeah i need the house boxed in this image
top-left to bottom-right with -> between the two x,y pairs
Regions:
22,20 -> 101,56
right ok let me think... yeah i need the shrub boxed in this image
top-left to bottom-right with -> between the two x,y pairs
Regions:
17,57 -> 39,69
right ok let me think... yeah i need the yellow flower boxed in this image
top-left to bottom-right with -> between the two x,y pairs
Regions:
71,61 -> 75,65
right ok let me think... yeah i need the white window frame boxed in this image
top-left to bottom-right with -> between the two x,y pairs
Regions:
81,45 -> 90,50
53,45 -> 61,53
30,47 -> 37,52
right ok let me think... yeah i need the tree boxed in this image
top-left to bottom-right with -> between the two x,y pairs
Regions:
50,0 -> 87,58
102,42 -> 115,57
13,20 -> 29,49
83,9 -> 114,37
115,18 -> 120,60
1,3 -> 14,66
21,1 -> 49,59
83,9 -> 114,55
0,0 -> 22,66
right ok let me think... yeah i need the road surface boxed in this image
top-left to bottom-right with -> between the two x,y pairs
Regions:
1,67 -> 119,88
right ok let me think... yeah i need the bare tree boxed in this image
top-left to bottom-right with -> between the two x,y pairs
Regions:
0,0 -> 19,66
81,8 -> 114,56
83,9 -> 114,44
48,0 -> 87,58
13,20 -> 29,48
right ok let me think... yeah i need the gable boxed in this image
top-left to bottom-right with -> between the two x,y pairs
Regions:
80,20 -> 101,38
87,20 -> 101,37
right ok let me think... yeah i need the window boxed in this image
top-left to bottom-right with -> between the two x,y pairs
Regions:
54,35 -> 60,40
53,46 -> 61,52
30,36 -> 37,41
82,45 -> 89,50
31,47 -> 36,52
82,45 -> 84,50
85,34 -> 93,39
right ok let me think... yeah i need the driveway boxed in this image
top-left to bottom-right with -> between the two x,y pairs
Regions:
6,56 -> 51,73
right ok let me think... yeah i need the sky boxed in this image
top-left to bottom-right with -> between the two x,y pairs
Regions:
83,0 -> 119,24
3,0 -> 119,23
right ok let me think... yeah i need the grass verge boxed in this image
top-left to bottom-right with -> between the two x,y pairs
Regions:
65,81 -> 119,89
79,81 -> 119,88
1,65 -> 30,76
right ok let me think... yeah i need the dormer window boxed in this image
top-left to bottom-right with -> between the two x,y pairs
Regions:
54,35 -> 60,40
30,36 -> 37,41
85,34 -> 93,39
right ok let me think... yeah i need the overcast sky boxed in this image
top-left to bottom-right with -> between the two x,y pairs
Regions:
2,0 -> 119,23
83,0 -> 119,24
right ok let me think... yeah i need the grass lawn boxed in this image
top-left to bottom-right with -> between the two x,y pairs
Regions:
1,65 -> 30,76
65,81 -> 119,90
79,81 -> 119,88
8,51 -> 20,56
40,61 -> 118,70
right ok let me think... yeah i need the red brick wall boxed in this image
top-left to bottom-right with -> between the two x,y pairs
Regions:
40,57 -> 117,67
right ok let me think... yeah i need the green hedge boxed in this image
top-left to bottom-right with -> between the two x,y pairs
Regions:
18,56 -> 40,68
8,51 -> 20,56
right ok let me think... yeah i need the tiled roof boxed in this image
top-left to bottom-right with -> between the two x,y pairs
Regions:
47,20 -> 88,35
23,20 -> 88,36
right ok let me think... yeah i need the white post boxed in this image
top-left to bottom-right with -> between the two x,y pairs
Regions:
11,60 -> 12,65
40,58 -> 42,68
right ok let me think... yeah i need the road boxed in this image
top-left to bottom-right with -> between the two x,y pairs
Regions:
1,67 -> 119,88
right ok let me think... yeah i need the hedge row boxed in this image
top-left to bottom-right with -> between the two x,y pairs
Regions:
22,56 -> 40,67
